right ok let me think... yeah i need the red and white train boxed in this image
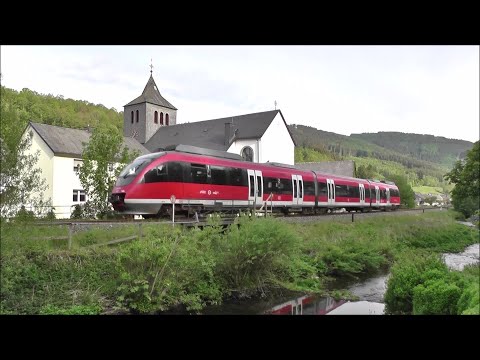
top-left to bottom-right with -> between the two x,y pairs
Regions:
110,145 -> 400,218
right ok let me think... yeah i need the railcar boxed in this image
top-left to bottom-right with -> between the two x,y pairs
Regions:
110,144 -> 400,218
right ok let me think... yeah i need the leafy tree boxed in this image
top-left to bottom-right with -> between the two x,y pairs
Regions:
0,91 -> 49,218
390,174 -> 415,208
78,124 -> 139,218
444,141 -> 479,218
424,195 -> 438,206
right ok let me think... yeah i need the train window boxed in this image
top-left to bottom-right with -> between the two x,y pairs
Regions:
168,162 -> 184,182
144,164 -> 167,183
318,182 -> 327,197
347,185 -> 360,198
304,181 -> 315,196
249,176 -> 255,197
293,179 -> 297,198
299,180 -> 303,198
229,168 -> 248,186
211,166 -> 228,185
277,178 -> 293,195
191,163 -> 208,184
335,184 -> 348,197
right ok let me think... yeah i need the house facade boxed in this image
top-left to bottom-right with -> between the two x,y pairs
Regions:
22,122 -> 149,218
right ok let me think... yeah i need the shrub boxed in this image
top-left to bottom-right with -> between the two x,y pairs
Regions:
413,279 -> 461,315
457,281 -> 480,315
384,254 -> 447,314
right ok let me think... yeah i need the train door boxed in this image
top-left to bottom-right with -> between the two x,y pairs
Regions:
247,169 -> 263,207
386,188 -> 391,206
375,186 -> 380,205
327,179 -> 335,206
359,183 -> 365,206
291,175 -> 304,206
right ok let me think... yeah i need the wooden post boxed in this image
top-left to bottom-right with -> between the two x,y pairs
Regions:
423,208 -> 425,213
138,222 -> 143,238
352,213 -> 354,222
68,223 -> 72,250
172,203 -> 175,226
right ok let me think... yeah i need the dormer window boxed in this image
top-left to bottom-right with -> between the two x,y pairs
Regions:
73,159 -> 83,173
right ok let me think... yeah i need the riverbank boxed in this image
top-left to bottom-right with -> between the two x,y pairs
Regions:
1,210 -> 478,314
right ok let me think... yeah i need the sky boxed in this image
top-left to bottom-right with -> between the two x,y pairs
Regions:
1,45 -> 479,143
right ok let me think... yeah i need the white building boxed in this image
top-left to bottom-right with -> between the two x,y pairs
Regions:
124,73 -> 297,165
22,122 -> 149,218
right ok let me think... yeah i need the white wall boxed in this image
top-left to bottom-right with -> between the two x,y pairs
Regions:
52,156 -> 84,218
24,126 -> 54,205
227,139 -> 260,162
260,113 -> 295,165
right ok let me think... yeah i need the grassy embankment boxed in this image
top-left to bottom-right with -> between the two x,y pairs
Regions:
1,210 -> 477,314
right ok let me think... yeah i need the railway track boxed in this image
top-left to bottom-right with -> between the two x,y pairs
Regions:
25,206 -> 448,228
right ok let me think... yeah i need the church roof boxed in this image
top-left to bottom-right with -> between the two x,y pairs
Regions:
28,122 -> 150,158
144,109 -> 296,152
124,75 -> 177,110
294,160 -> 356,178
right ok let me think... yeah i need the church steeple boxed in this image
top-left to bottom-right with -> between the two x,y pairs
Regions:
123,67 -> 178,144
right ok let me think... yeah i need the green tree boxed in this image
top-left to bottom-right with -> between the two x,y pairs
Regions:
78,124 -> 138,218
444,141 -> 479,218
390,174 -> 415,208
0,94 -> 48,218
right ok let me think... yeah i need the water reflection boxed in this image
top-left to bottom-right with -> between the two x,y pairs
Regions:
266,295 -> 346,315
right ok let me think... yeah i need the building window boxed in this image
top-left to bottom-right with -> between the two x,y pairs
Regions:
136,110 -> 139,123
73,159 -> 83,173
166,113 -> 169,126
154,111 -> 158,124
160,112 -> 164,125
73,190 -> 86,203
241,146 -> 254,162
131,111 -> 134,124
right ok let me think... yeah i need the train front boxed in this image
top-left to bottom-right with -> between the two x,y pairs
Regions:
110,152 -> 165,215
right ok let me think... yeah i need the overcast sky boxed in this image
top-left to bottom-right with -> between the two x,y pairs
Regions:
1,45 -> 478,143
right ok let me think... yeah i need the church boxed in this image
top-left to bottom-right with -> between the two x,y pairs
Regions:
123,72 -> 296,165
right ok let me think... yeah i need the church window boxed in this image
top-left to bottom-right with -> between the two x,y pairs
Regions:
241,146 -> 254,162
136,110 -> 139,123
160,112 -> 164,125
154,111 -> 158,124
166,113 -> 169,126
131,111 -> 134,124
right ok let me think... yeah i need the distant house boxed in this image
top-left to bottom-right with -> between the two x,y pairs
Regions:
294,160 -> 356,178
22,122 -> 149,218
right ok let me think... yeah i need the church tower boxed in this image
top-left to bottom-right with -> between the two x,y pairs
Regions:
124,68 -> 177,144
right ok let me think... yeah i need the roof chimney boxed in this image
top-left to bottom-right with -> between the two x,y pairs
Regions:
224,123 -> 233,148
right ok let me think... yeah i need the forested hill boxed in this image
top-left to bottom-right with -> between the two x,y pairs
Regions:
289,124 -> 474,191
289,124 -> 473,168
1,86 -> 123,134
350,132 -> 473,167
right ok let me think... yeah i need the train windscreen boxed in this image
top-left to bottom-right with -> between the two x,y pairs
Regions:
116,158 -> 154,186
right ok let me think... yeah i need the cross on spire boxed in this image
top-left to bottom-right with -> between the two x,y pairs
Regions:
274,100 -> 277,110
150,58 -> 154,75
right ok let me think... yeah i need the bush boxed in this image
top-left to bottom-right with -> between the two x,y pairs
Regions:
457,281 -> 480,315
384,254 -> 448,314
213,216 -> 314,295
413,279 -> 461,315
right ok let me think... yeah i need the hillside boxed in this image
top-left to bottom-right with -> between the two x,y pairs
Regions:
350,132 -> 473,168
289,124 -> 472,191
0,86 -> 123,135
